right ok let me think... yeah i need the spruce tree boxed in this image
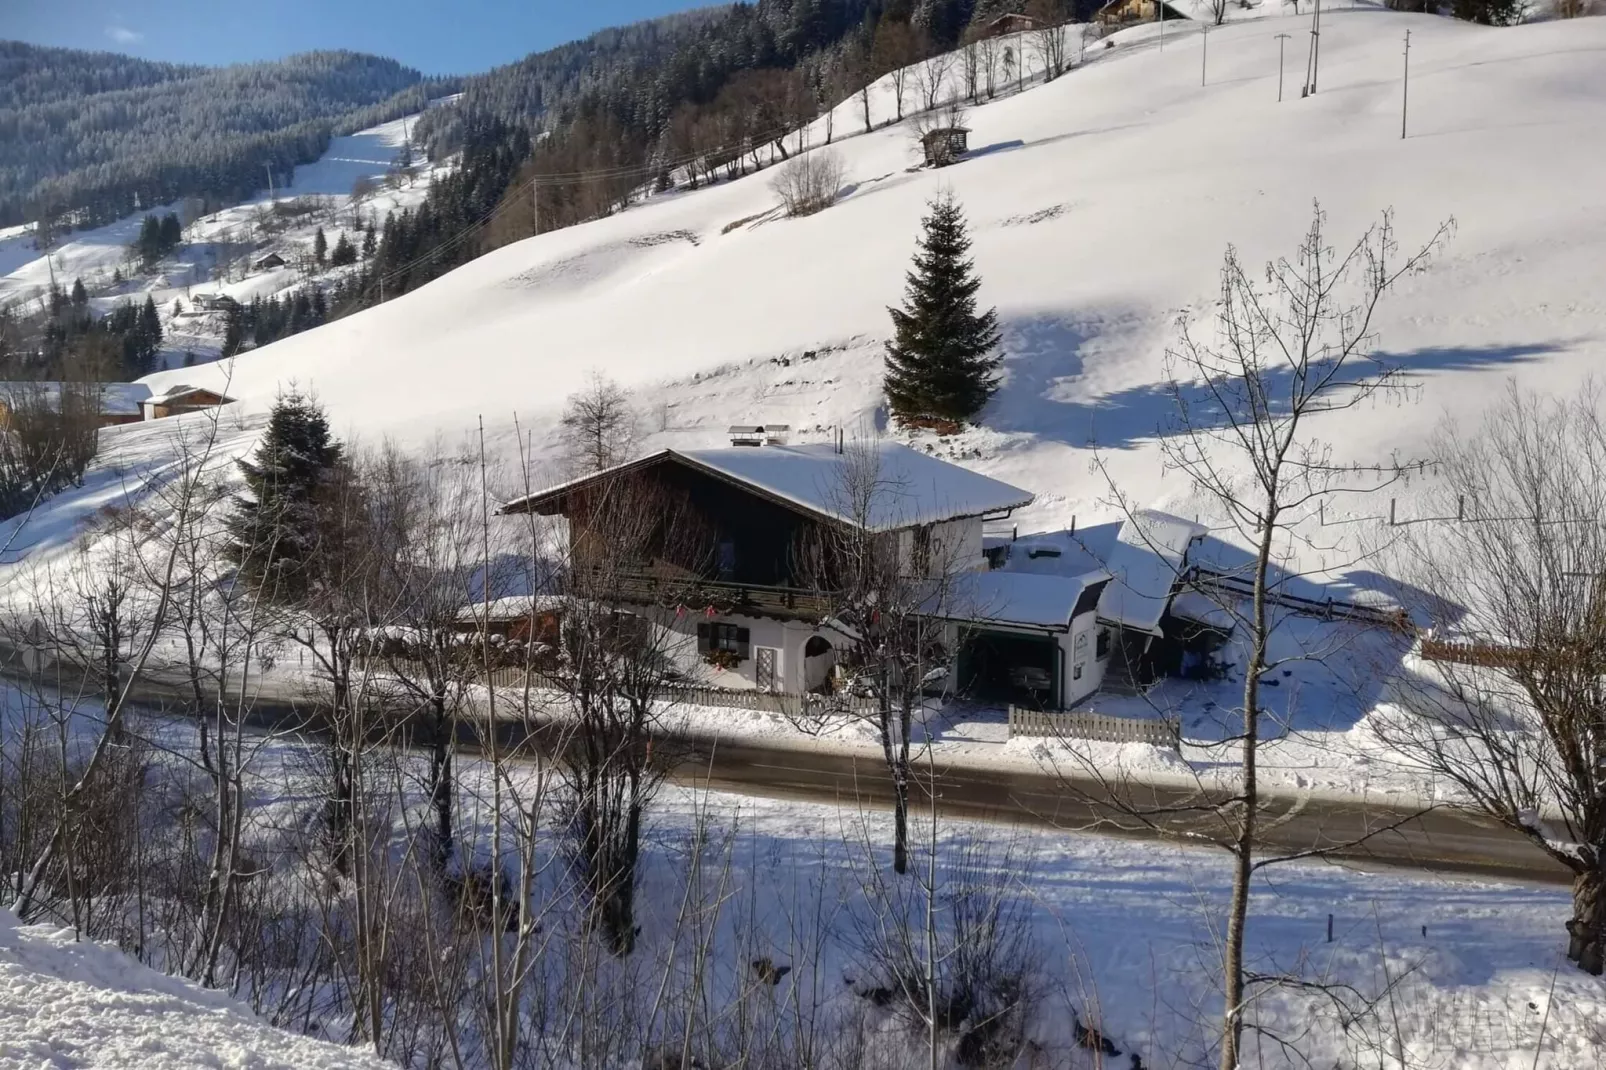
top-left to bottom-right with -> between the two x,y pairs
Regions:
70,277 -> 88,306
313,227 -> 328,267
883,192 -> 1002,426
227,390 -> 342,601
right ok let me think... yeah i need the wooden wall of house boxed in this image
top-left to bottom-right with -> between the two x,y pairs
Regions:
564,458 -> 827,587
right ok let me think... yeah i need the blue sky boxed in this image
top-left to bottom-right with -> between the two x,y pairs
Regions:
1,0 -> 712,75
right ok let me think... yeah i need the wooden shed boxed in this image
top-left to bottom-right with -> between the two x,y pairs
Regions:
920,127 -> 971,168
1096,0 -> 1188,25
141,385 -> 235,420
979,13 -> 1040,38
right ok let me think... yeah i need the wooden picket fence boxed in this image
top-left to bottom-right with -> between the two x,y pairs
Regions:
1007,705 -> 1181,749
1417,637 -> 1528,669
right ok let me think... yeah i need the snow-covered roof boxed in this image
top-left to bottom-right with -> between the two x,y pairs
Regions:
938,568 -> 1111,631
456,594 -> 567,622
143,384 -> 235,407
1098,510 -> 1206,636
0,381 -> 152,416
504,442 -> 1034,531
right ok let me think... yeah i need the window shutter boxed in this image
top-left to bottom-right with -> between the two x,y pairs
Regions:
736,627 -> 751,660
697,623 -> 710,653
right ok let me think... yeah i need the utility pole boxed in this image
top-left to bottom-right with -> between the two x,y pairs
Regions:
1401,29 -> 1411,140
264,163 -> 275,203
531,177 -> 540,235
1160,1 -> 1167,52
1276,33 -> 1292,102
1311,0 -> 1322,93
1201,23 -> 1208,88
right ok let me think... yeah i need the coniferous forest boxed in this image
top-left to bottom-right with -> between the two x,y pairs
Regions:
0,43 -> 454,230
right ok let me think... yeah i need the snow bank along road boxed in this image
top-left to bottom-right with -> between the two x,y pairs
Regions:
7,645 -> 1569,887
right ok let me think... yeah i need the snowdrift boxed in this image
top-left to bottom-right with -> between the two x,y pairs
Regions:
0,908 -> 391,1069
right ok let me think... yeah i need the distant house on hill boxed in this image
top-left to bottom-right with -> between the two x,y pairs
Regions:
979,12 -> 1040,38
0,382 -> 150,429
1097,0 -> 1189,24
190,293 -> 238,313
140,384 -> 236,420
251,252 -> 286,271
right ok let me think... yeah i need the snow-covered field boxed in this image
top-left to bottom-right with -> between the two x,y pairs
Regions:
126,6 -> 1606,537
15,699 -> 1595,1070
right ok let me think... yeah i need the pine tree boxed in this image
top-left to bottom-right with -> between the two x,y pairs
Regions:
159,212 -> 182,251
226,390 -> 342,601
70,277 -> 88,306
220,303 -> 244,357
313,226 -> 328,267
883,192 -> 1002,427
329,231 -> 357,267
361,226 -> 376,259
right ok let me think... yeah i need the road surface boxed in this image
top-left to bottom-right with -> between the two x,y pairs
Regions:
5,649 -> 1572,886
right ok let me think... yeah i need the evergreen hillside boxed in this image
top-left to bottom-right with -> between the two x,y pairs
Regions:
0,43 -> 452,230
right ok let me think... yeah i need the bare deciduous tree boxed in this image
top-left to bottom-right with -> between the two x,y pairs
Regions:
1378,382 -> 1606,975
773,149 -> 846,218
560,372 -> 637,475
1027,0 -> 1072,81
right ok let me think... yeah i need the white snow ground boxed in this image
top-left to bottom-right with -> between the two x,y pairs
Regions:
0,908 -> 392,1069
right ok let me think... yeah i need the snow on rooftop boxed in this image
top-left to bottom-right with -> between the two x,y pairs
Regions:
0,909 -> 392,1070
681,441 -> 1033,529
1098,509 -> 1206,636
943,568 -> 1109,631
508,441 -> 1034,531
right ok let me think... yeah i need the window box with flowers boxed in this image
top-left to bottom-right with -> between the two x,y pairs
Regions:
697,621 -> 750,672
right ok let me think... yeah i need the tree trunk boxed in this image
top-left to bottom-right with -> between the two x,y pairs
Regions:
1221,515 -> 1275,1070
1569,867 -> 1606,975
429,683 -> 453,872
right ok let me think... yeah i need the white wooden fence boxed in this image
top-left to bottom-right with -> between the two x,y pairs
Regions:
1007,705 -> 1181,749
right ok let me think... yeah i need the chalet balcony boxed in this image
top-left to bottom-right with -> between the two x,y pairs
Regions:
581,566 -> 832,622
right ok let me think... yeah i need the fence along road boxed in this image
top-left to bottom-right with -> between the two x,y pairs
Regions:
0,644 -> 1572,887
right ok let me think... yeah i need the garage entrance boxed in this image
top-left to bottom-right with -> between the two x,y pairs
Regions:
956,628 -> 1059,710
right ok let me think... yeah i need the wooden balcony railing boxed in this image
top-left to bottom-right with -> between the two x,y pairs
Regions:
582,567 -> 833,621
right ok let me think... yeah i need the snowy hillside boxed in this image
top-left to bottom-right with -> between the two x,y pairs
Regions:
124,7 -> 1606,544
0,108 -> 448,367
0,908 -> 391,1069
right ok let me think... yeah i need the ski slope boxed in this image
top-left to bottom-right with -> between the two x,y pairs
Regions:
129,9 -> 1606,544
0,107 -> 446,366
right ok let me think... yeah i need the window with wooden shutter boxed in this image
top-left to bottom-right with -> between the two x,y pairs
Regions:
736,627 -> 750,660
697,622 -> 710,653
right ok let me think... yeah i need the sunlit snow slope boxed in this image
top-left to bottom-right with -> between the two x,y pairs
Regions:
139,9 -> 1606,532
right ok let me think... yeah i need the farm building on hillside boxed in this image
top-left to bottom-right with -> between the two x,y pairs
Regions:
0,382 -> 151,429
190,293 -> 238,313
499,432 -> 1234,712
140,385 -> 236,420
502,433 -> 1054,701
921,127 -> 971,167
978,12 -> 1040,38
1096,0 -> 1189,24
251,252 -> 286,271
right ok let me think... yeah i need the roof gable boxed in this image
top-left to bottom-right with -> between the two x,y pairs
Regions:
502,441 -> 1034,531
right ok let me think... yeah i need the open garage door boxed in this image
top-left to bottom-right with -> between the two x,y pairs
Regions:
957,628 -> 1059,710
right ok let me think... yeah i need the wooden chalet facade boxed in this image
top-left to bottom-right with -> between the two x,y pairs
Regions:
502,435 -> 1042,697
